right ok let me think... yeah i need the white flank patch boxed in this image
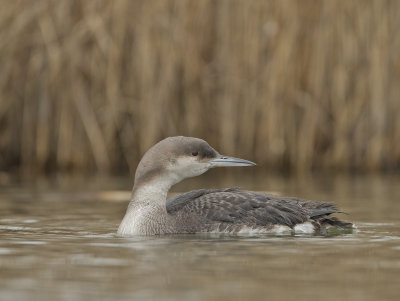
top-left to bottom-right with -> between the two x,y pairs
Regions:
294,222 -> 315,234
271,225 -> 293,234
236,225 -> 292,234
237,226 -> 265,234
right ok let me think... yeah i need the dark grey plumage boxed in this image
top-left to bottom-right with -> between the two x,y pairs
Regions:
167,187 -> 352,234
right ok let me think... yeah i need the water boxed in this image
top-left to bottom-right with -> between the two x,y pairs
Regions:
1,172 -> 400,301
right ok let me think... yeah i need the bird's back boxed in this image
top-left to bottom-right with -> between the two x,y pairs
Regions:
166,188 -> 352,234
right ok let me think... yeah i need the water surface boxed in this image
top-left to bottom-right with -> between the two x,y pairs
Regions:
1,173 -> 399,300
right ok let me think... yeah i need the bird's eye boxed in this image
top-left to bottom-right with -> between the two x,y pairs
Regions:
192,151 -> 198,156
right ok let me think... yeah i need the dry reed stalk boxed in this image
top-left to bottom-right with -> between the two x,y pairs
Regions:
0,0 -> 399,175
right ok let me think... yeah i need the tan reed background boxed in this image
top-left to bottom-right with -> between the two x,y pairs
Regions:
0,0 -> 399,175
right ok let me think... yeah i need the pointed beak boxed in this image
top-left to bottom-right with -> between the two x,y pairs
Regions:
209,155 -> 256,167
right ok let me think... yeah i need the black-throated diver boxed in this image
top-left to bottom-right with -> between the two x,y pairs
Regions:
118,136 -> 352,236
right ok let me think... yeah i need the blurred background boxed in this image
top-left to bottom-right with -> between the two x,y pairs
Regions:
1,3 -> 400,301
0,0 -> 400,178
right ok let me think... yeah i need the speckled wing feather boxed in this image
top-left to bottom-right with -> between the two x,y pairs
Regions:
166,188 -> 350,229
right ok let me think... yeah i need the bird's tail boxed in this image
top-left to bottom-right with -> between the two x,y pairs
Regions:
314,216 -> 353,235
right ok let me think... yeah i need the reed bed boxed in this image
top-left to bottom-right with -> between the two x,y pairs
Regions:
0,0 -> 399,175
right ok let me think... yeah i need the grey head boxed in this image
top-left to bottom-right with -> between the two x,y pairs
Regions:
134,136 -> 255,187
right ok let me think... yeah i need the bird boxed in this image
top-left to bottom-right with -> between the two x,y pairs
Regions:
118,136 -> 352,236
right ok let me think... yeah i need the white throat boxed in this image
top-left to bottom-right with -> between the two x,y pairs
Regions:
135,177 -> 172,204
117,176 -> 173,236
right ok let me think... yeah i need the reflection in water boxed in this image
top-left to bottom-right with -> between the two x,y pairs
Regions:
0,174 -> 400,301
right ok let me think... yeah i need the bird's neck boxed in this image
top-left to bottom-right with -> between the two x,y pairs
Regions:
131,177 -> 172,208
118,178 -> 174,235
